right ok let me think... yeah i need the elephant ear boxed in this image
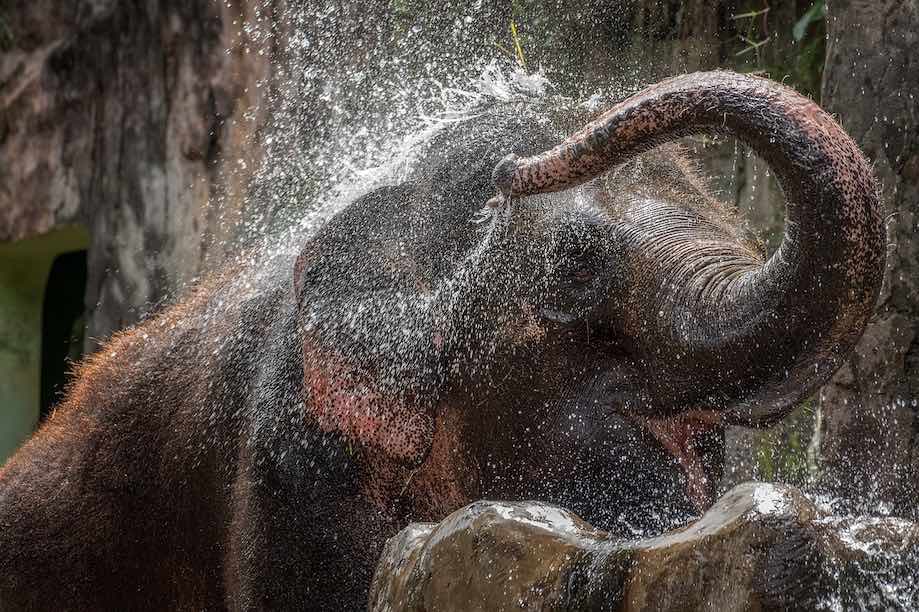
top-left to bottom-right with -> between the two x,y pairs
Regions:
292,216 -> 436,468
301,353 -> 436,468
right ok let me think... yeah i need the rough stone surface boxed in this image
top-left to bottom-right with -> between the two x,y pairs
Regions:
370,483 -> 919,611
816,0 -> 919,517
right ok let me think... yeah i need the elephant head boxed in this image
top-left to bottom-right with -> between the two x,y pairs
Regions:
295,71 -> 884,534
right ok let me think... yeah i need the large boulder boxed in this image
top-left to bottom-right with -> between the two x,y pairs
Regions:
370,483 -> 919,611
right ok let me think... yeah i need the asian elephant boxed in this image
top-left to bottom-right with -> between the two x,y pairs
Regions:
0,71 -> 884,610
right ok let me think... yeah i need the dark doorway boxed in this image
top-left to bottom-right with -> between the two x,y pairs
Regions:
40,250 -> 87,420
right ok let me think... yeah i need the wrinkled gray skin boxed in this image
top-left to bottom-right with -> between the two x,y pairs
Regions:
0,72 -> 884,610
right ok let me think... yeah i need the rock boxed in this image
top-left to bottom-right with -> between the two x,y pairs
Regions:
369,483 -> 919,611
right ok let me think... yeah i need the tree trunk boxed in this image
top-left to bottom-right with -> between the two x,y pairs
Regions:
817,0 -> 919,516
0,0 -> 277,344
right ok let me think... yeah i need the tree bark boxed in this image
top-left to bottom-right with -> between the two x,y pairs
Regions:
0,0 -> 277,346
817,0 -> 919,516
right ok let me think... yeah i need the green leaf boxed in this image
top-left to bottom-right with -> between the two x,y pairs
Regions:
793,1 -> 827,42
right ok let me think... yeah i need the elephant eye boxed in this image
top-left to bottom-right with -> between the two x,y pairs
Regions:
546,218 -> 612,295
570,267 -> 594,283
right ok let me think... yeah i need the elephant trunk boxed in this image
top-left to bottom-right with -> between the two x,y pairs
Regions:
491,71 -> 885,425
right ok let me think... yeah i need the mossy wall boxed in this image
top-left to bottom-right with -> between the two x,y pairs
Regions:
0,226 -> 88,464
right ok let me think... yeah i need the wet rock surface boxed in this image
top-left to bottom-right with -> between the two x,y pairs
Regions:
369,483 -> 919,611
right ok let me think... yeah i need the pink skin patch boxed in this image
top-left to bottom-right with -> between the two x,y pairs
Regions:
302,350 -> 434,467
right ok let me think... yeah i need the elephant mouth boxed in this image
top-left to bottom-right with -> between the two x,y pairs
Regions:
635,410 -> 723,513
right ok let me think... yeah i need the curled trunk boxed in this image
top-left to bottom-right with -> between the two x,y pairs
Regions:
491,71 -> 885,425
